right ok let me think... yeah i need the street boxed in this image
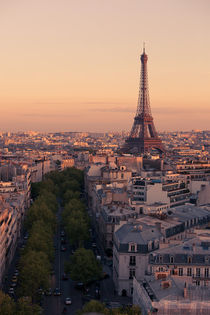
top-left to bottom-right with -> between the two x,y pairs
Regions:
43,204 -> 131,315
2,201 -> 131,315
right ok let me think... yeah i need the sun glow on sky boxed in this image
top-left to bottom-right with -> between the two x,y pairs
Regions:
0,0 -> 209,132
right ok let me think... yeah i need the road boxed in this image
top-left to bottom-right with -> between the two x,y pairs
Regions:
2,201 -> 131,315
43,204 -> 83,315
43,204 -> 131,315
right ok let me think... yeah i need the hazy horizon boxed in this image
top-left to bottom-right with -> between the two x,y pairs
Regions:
0,0 -> 209,132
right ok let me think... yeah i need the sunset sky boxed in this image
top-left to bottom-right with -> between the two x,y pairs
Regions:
0,0 -> 209,132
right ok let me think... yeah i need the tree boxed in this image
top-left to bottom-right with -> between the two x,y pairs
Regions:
25,200 -> 56,231
111,305 -> 142,315
26,222 -> 54,262
65,211 -> 89,247
0,291 -> 16,315
63,167 -> 84,186
62,198 -> 86,223
67,248 -> 102,284
31,178 -> 58,199
76,300 -> 142,315
18,250 -> 50,300
39,191 -> 58,213
76,300 -> 109,315
16,297 -> 42,315
61,179 -> 81,194
63,189 -> 80,205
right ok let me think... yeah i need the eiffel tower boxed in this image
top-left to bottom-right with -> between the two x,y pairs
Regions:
122,47 -> 164,155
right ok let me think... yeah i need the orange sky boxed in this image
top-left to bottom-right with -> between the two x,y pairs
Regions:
0,0 -> 209,132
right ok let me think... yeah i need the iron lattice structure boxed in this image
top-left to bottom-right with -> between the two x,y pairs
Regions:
123,48 -> 164,155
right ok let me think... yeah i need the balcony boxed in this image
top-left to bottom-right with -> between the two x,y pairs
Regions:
193,275 -> 209,280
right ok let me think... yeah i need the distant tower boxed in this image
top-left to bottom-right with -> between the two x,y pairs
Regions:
122,47 -> 164,155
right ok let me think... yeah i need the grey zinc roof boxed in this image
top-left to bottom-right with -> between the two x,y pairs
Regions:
144,275 -> 183,301
115,222 -> 161,245
169,205 -> 210,222
142,275 -> 210,302
150,237 -> 210,265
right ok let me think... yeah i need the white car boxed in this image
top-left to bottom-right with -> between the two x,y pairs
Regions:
8,288 -> 14,294
65,297 -> 72,305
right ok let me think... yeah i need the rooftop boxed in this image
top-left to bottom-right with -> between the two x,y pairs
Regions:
115,222 -> 161,245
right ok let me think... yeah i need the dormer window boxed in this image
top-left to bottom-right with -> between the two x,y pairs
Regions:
170,256 -> 174,264
148,241 -> 152,251
129,243 -> 137,252
154,240 -> 159,249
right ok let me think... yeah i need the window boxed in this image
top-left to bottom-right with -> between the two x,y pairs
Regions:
154,240 -> 159,249
130,287 -> 133,295
129,269 -> 135,279
148,241 -> 152,251
188,256 -> 192,263
170,256 -> 174,264
131,245 -> 135,252
121,173 -> 124,179
129,243 -> 137,252
196,268 -> 200,277
205,268 -> 209,278
129,256 -> 136,266
187,268 -> 192,276
159,256 -> 163,263
178,268 -> 183,276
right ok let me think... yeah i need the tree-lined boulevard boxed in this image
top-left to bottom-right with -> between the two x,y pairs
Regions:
0,167 -> 140,314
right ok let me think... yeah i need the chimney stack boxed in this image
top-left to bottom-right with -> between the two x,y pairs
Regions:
155,222 -> 161,232
184,282 -> 188,298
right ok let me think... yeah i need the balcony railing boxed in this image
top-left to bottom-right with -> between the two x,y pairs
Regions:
193,275 -> 209,280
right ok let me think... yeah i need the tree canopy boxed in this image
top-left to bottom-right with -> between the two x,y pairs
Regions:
0,291 -> 16,315
76,300 -> 142,315
18,250 -> 51,299
67,248 -> 102,284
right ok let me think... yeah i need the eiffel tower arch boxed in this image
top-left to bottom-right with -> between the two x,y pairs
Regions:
122,47 -> 165,155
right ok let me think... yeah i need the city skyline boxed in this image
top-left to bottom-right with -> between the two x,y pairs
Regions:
0,0 -> 210,132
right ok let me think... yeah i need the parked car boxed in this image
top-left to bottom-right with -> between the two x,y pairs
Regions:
101,272 -> 110,279
45,288 -> 52,296
75,282 -> 84,290
8,288 -> 14,295
65,297 -> 72,305
61,238 -> 66,244
11,282 -> 17,287
54,288 -> 61,296
12,276 -> 18,282
62,273 -> 68,280
38,288 -> 44,295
